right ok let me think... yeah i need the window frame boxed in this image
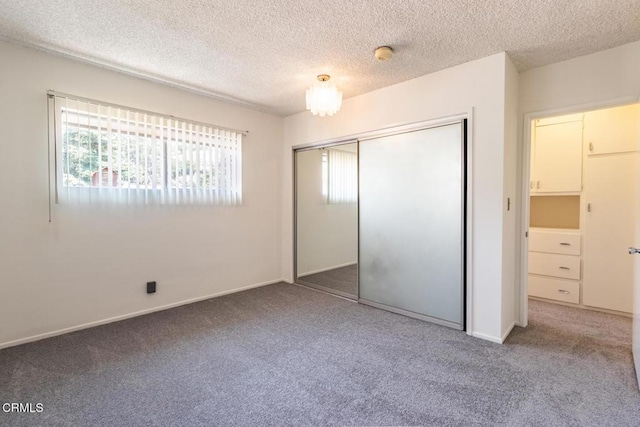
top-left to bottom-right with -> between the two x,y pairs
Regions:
48,91 -> 245,207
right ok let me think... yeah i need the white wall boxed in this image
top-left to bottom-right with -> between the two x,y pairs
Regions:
295,147 -> 357,276
0,41 -> 284,348
519,41 -> 640,114
283,52 -> 517,342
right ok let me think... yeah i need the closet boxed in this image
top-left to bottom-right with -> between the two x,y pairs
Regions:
295,120 -> 467,330
528,104 -> 639,314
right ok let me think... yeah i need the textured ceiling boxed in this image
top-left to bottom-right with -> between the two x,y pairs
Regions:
0,0 -> 638,116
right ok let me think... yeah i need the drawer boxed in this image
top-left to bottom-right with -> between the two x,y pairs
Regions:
528,252 -> 581,280
529,230 -> 581,255
528,275 -> 580,304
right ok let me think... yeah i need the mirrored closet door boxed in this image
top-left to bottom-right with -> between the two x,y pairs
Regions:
294,121 -> 466,330
359,122 -> 466,329
295,142 -> 359,299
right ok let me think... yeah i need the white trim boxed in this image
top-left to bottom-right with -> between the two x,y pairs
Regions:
528,296 -> 634,317
471,331 -> 503,344
519,95 -> 640,328
472,322 -> 515,344
501,321 -> 516,342
465,108 -> 474,336
298,262 -> 357,277
519,115 -> 532,328
524,97 -> 640,122
0,278 -> 283,350
471,323 -> 515,344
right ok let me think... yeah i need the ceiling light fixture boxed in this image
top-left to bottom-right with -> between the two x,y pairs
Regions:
374,46 -> 393,61
306,74 -> 343,117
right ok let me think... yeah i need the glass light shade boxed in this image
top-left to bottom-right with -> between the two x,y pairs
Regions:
306,82 -> 342,117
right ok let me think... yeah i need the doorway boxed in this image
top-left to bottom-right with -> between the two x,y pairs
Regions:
521,102 -> 639,322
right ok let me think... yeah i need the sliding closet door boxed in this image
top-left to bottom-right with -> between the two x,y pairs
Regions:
359,122 -> 465,329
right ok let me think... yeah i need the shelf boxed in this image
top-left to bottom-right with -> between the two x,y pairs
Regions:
530,195 -> 580,230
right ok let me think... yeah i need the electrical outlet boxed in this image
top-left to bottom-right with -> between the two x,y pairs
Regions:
146,281 -> 156,294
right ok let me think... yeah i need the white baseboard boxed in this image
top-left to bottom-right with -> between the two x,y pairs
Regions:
528,296 -> 633,317
472,321 -> 516,344
471,331 -> 504,344
501,321 -> 516,343
298,262 -> 357,277
0,278 -> 284,350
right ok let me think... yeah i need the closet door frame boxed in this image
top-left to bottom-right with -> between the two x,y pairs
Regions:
292,111 -> 475,336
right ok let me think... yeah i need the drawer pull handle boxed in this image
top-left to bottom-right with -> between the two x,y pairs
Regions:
558,266 -> 570,270
559,243 -> 571,246
558,290 -> 570,294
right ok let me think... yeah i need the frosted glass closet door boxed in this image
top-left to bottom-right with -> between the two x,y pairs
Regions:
359,123 -> 465,329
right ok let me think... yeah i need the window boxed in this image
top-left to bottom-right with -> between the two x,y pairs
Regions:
49,93 -> 243,205
322,148 -> 357,204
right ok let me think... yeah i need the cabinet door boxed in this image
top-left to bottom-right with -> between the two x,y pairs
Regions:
584,104 -> 639,155
532,121 -> 583,193
583,153 -> 637,313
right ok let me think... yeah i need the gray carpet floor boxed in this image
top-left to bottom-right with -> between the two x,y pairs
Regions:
1,283 -> 639,426
298,264 -> 358,297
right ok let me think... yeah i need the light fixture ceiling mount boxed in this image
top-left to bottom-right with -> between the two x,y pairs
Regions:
306,74 -> 343,117
374,46 -> 393,61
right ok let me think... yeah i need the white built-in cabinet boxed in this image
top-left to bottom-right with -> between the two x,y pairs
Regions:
528,104 -> 639,314
530,114 -> 583,194
528,229 -> 581,304
584,105 -> 639,155
582,105 -> 639,313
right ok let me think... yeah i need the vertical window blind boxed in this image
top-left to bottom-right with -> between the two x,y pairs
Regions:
324,148 -> 357,204
50,93 -> 243,205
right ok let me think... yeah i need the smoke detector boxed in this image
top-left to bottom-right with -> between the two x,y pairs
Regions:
374,46 -> 393,61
